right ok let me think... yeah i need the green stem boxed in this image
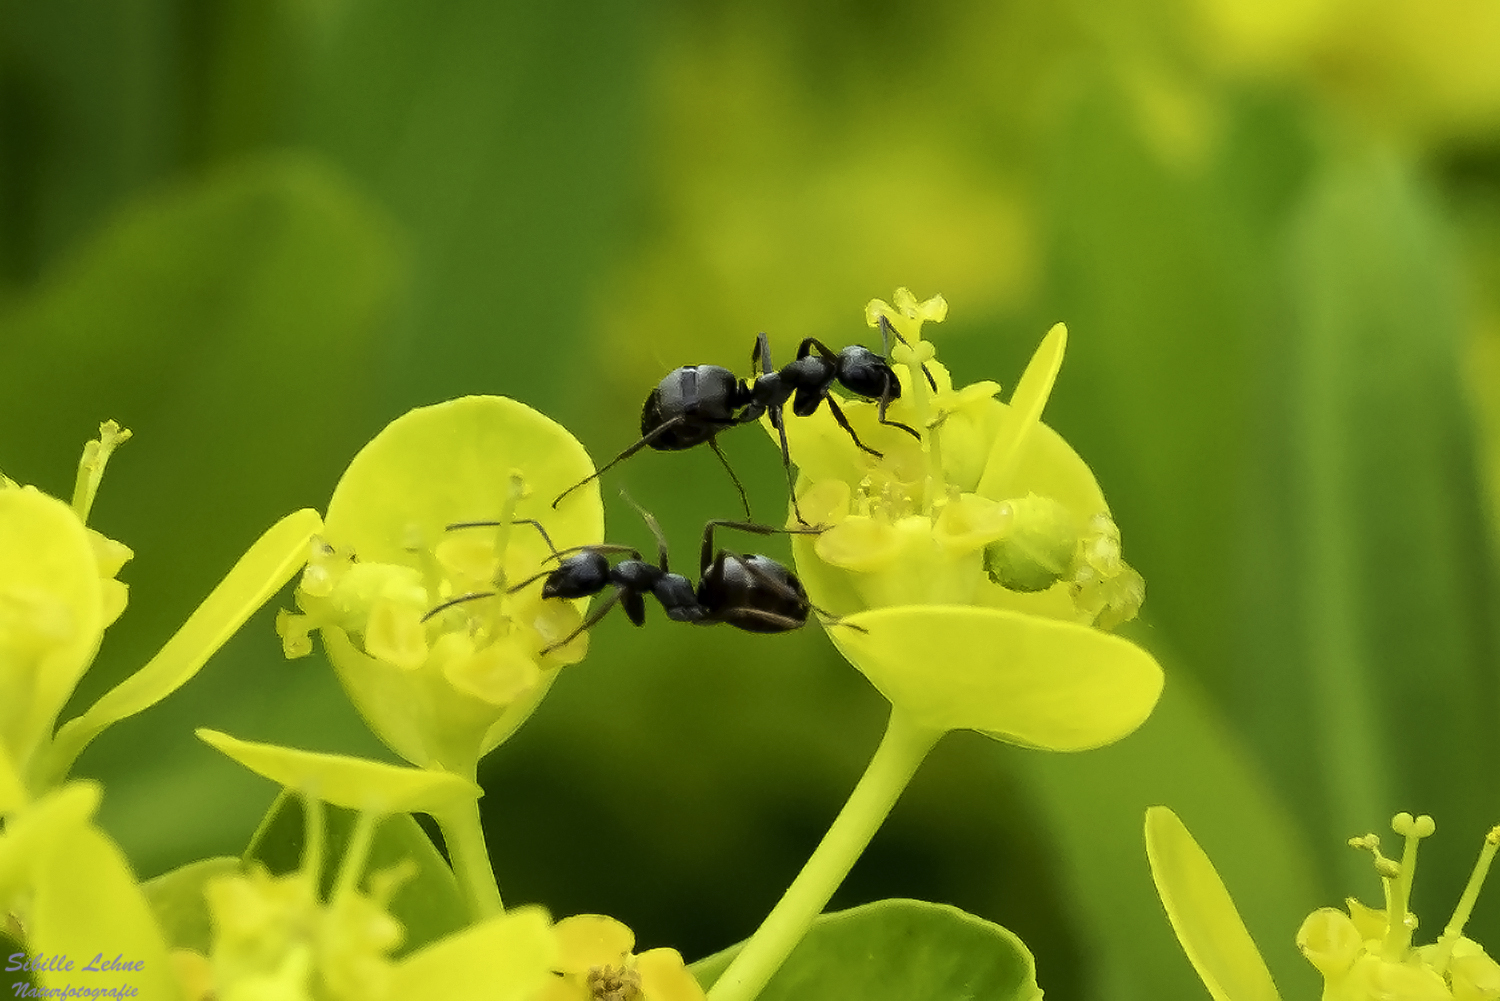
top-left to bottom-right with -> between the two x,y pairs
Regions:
707,709 -> 943,1001
434,796 -> 505,920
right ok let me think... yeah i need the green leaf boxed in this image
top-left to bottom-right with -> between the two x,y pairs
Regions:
694,899 -> 1041,1001
831,605 -> 1162,750
244,790 -> 467,955
142,856 -> 242,954
42,507 -> 323,786
196,729 -> 481,814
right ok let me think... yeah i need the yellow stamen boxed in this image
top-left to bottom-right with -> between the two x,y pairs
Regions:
1381,812 -> 1435,959
71,420 -> 132,523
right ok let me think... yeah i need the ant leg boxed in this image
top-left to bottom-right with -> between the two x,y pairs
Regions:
795,337 -> 839,363
708,436 -> 753,521
422,590 -> 497,623
824,396 -> 883,459
875,386 -> 921,440
877,315 -> 938,391
764,402 -> 811,526
718,607 -> 810,633
553,415 -> 689,509
700,522 -> 825,575
540,586 -> 626,655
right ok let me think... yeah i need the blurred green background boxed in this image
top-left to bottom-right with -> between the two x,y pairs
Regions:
3,1 -> 1500,998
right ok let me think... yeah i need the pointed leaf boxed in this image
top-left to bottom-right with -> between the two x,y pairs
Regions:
197,729 -> 480,814
44,508 -> 323,782
1145,806 -> 1282,1001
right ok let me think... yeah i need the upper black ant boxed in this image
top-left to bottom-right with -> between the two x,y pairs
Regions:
551,316 -> 935,523
424,511 -> 859,653
743,315 -> 938,522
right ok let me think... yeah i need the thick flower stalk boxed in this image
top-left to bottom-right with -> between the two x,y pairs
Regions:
0,421 -> 319,795
1146,806 -> 1500,1001
709,290 -> 1163,1001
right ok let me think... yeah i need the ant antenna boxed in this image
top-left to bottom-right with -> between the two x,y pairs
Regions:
617,489 -> 672,571
552,416 -> 691,510
877,314 -> 938,392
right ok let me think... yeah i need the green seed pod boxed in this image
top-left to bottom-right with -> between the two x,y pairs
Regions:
983,493 -> 1079,592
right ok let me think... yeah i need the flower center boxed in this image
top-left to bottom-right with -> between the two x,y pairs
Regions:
587,963 -> 643,1001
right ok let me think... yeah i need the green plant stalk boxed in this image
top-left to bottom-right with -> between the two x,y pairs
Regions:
433,794 -> 505,920
707,708 -> 943,1001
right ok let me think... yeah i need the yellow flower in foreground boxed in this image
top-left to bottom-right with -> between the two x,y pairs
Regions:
775,289 -> 1159,751
1146,806 -> 1500,1001
537,914 -> 705,1001
1,421 -> 318,794
276,396 -> 603,776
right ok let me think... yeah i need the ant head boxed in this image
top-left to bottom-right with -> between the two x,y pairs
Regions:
837,345 -> 900,400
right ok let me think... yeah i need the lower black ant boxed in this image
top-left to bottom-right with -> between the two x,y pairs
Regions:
551,316 -> 936,523
424,510 -> 860,654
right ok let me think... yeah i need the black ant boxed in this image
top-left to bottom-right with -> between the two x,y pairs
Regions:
742,315 -> 937,522
424,511 -> 859,653
553,318 -> 937,521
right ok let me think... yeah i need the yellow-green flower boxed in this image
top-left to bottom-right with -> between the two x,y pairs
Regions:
1,421 -> 319,794
275,396 -> 603,777
774,289 -> 1159,751
0,746 -> 185,1000
192,729 -> 557,994
537,914 -> 705,1001
1146,806 -> 1500,1001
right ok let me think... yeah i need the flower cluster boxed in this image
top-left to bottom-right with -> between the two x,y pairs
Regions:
274,396 -> 604,776
1148,807 -> 1500,1001
774,289 -> 1159,752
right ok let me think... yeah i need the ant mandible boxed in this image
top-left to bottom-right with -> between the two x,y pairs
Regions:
424,509 -> 855,653
552,316 -> 936,521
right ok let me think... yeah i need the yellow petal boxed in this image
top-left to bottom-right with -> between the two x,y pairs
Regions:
0,487 -> 104,772
976,323 -> 1067,500
555,914 -> 635,973
390,906 -> 557,1001
322,396 -> 601,570
636,947 -> 707,1001
0,742 -> 24,814
40,508 -> 322,788
1145,806 -> 1282,1001
442,639 -> 541,706
195,729 -> 481,814
832,605 -> 1161,749
1295,907 -> 1362,977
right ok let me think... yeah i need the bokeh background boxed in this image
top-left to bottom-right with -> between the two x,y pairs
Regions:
4,1 -> 1500,998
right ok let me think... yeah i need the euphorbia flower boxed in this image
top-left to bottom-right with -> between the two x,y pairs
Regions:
0,421 -> 319,794
276,396 -> 603,779
0,747 -> 185,1000
1146,806 -> 1500,1001
710,291 -> 1163,1001
187,729 -> 556,999
538,914 -> 705,1001
772,289 -> 1159,751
